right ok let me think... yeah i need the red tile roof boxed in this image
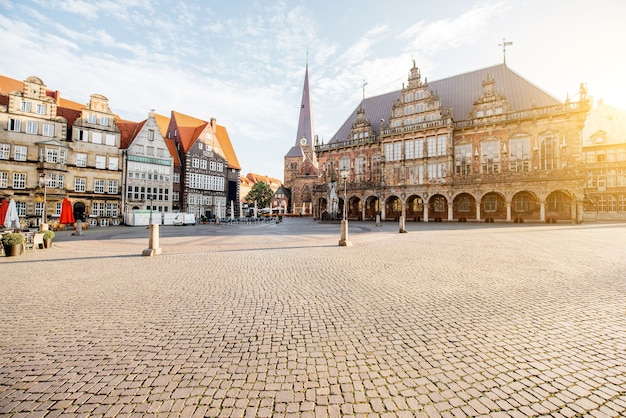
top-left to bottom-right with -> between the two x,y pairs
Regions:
0,75 -> 24,95
214,123 -> 241,170
116,118 -> 143,149
164,137 -> 181,167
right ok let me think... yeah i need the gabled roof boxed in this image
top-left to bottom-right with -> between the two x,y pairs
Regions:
154,113 -> 171,138
56,106 -> 82,127
116,118 -> 144,149
0,75 -> 24,95
170,110 -> 209,154
214,124 -> 241,170
170,110 -> 241,170
0,74 -> 84,111
328,63 -> 562,144
164,137 -> 181,167
246,173 -> 281,186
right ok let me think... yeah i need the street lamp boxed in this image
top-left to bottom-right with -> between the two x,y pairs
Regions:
38,172 -> 47,226
339,168 -> 351,246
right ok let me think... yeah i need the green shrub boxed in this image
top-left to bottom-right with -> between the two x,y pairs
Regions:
43,230 -> 55,240
1,232 -> 25,246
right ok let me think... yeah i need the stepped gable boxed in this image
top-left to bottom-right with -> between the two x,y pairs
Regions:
328,63 -> 562,143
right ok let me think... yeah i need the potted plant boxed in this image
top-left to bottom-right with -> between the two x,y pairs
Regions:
201,215 -> 207,224
42,230 -> 55,248
1,232 -> 25,256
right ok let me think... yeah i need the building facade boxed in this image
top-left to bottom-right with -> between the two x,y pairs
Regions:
310,62 -> 592,223
119,111 -> 174,217
0,76 -> 69,227
0,77 -> 123,228
1,74 -> 240,228
283,64 -> 319,216
581,100 -> 626,221
66,94 -> 123,226
167,112 -> 241,219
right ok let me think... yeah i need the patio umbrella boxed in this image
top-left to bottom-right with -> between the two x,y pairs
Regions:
230,200 -> 234,220
59,198 -> 75,224
0,199 -> 7,226
4,198 -> 19,229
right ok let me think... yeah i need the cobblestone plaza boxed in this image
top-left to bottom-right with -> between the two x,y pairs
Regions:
1,220 -> 625,417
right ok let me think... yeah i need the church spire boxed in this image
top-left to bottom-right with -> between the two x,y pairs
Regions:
295,63 -> 315,148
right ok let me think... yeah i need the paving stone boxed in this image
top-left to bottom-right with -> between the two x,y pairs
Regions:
1,221 -> 624,417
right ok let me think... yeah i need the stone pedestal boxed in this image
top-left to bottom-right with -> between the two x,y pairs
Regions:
399,215 -> 407,233
72,220 -> 83,236
338,219 -> 352,247
142,223 -> 162,256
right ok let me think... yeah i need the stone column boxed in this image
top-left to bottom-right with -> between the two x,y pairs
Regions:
475,201 -> 481,222
447,202 -> 453,221
540,200 -> 546,222
506,202 -> 512,222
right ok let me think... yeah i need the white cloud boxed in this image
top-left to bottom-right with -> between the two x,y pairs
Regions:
399,2 -> 510,55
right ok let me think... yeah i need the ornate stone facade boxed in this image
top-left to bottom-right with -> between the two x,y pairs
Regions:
312,62 -> 592,223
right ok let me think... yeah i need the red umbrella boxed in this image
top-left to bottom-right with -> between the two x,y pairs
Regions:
0,199 -> 7,226
59,198 -> 75,224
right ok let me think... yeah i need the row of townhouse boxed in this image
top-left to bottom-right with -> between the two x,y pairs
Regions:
286,61 -> 626,222
0,75 -> 240,229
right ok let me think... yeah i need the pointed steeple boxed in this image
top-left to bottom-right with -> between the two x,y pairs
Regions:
296,63 -> 315,147
285,63 -> 316,158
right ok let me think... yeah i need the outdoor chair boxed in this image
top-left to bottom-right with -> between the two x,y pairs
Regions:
23,231 -> 35,251
32,232 -> 45,250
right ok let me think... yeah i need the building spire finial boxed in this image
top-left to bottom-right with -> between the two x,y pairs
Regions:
498,37 -> 513,64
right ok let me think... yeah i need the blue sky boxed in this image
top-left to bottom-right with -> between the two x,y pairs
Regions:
1,0 -> 624,181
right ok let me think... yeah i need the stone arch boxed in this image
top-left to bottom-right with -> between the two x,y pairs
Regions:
73,201 -> 86,222
545,190 -> 573,222
347,196 -> 362,220
512,190 -> 540,222
428,194 -> 448,222
385,195 -> 402,221
406,194 -> 424,221
479,191 -> 507,222
453,192 -> 476,222
364,195 -> 380,220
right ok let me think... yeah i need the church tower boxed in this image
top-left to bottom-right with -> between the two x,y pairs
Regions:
284,63 -> 319,215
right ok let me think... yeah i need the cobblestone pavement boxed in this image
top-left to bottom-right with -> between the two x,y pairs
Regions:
1,219 -> 625,417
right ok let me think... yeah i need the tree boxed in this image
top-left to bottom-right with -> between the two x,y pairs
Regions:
245,181 -> 274,209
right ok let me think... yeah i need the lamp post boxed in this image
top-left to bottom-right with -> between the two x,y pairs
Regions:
38,172 -> 48,228
148,194 -> 155,225
339,168 -> 352,246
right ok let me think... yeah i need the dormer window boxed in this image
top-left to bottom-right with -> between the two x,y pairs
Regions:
88,114 -> 97,123
36,104 -> 46,114
21,101 -> 31,112
198,142 -> 203,150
